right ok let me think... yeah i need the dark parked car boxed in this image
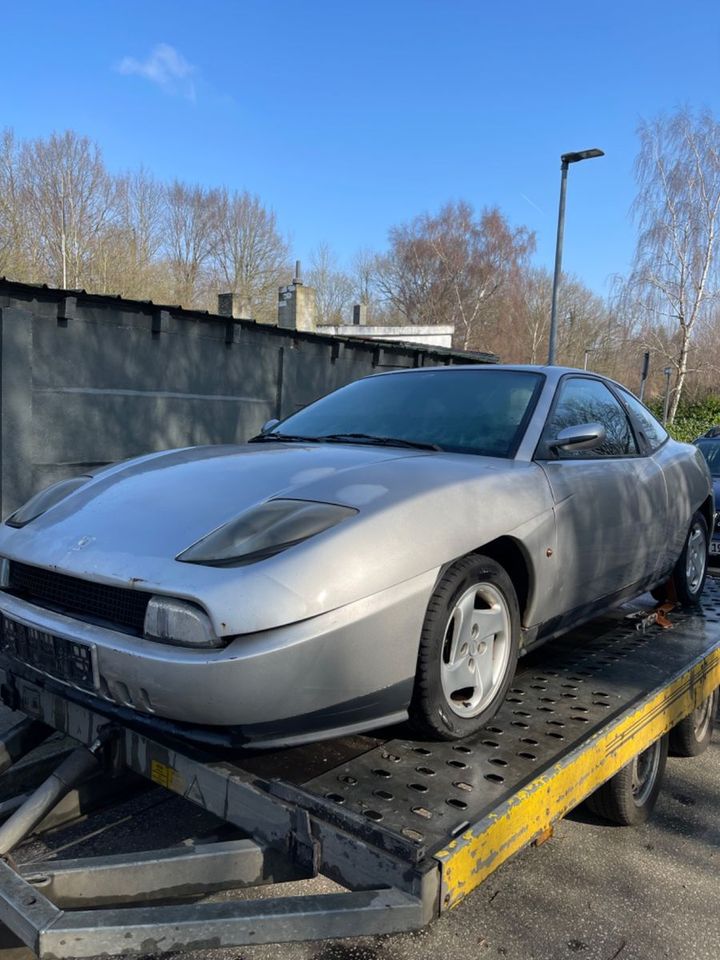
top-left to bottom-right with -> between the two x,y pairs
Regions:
694,435 -> 720,566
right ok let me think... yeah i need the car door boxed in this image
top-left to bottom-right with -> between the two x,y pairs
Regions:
535,375 -> 669,622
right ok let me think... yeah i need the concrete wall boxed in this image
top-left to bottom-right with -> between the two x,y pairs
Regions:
0,282 -> 494,518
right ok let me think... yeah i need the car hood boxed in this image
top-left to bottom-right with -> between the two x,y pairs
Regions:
1,442 -> 426,561
0,442 -> 552,634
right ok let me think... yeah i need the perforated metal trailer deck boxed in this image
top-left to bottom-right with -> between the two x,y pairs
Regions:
0,585 -> 717,958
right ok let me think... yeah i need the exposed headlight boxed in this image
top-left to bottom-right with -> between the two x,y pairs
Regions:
144,596 -> 221,648
177,498 -> 357,567
5,477 -> 90,528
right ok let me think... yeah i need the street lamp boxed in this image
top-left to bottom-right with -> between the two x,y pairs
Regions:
662,367 -> 673,425
547,148 -> 605,365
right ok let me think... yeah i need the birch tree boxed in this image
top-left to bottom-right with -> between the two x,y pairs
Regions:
627,109 -> 720,422
21,131 -> 117,289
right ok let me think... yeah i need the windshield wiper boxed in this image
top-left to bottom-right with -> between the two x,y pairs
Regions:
318,433 -> 442,451
248,431 -> 441,451
248,433 -> 326,444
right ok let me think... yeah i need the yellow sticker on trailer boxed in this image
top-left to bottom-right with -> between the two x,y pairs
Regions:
150,759 -> 185,793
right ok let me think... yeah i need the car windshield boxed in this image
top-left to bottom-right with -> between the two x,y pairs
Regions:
265,369 -> 543,458
696,438 -> 720,477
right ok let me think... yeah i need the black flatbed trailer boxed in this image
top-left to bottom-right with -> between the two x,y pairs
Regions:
0,585 -> 716,958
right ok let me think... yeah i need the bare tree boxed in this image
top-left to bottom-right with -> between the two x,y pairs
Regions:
307,243 -> 354,325
164,181 -> 218,307
375,201 -> 535,350
94,169 -> 166,298
208,190 -> 289,321
0,129 -> 28,278
21,131 -> 117,289
512,267 -> 551,364
625,108 -> 720,422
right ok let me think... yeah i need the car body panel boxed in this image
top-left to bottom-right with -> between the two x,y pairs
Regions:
0,570 -> 436,742
0,446 -> 556,637
654,440 -> 712,568
537,455 -> 669,612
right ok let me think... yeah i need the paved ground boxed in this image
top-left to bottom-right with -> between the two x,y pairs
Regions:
0,715 -> 715,960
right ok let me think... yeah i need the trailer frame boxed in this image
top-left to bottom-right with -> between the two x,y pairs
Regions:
0,585 -> 717,958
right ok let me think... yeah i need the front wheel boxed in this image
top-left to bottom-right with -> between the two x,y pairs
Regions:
655,511 -> 708,607
409,554 -> 520,740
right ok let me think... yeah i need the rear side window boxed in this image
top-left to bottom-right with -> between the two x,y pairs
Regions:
616,387 -> 668,451
545,377 -> 639,458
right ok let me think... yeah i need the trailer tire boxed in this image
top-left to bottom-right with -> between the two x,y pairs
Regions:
585,735 -> 668,825
669,688 -> 718,757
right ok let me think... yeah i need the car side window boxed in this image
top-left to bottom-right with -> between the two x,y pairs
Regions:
615,387 -> 668,451
545,377 -> 639,458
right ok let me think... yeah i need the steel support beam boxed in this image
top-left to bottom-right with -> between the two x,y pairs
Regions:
19,839 -> 310,909
0,747 -> 100,855
0,858 -> 424,959
38,888 -> 423,959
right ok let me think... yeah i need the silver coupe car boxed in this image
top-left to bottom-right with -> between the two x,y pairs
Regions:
0,366 -> 712,748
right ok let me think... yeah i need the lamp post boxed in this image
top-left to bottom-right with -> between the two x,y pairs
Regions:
639,351 -> 650,401
662,367 -> 673,425
548,148 -> 605,365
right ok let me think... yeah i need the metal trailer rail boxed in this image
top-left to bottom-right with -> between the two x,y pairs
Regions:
0,585 -> 717,957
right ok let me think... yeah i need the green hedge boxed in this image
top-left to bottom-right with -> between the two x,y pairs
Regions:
647,396 -> 720,443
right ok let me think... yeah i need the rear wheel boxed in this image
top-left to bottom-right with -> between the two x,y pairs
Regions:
654,512 -> 708,607
669,689 -> 718,757
585,735 -> 668,825
409,554 -> 520,740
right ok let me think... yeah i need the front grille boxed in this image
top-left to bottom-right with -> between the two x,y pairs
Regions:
8,561 -> 150,635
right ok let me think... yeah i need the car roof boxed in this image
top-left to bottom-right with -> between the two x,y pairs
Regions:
371,363 -> 615,385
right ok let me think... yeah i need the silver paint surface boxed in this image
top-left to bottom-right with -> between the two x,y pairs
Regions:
0,365 -> 711,740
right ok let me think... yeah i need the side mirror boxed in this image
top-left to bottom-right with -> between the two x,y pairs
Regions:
260,418 -> 280,435
551,422 -> 607,453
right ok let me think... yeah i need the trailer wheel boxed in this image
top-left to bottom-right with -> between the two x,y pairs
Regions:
409,554 -> 520,740
669,688 -> 718,757
586,735 -> 668,825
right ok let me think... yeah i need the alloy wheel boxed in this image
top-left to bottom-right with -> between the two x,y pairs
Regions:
440,582 -> 511,718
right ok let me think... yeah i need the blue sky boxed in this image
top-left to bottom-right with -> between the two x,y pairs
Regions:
3,0 -> 719,294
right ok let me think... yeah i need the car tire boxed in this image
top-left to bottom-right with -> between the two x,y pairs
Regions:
408,554 -> 521,741
654,511 -> 709,607
669,688 -> 718,757
585,735 -> 668,825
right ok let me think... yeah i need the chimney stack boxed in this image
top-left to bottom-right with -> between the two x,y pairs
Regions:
352,303 -> 367,326
278,260 -> 316,331
217,292 -> 249,320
